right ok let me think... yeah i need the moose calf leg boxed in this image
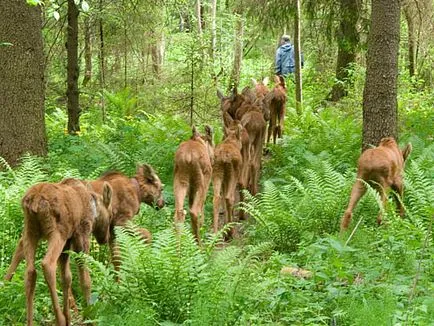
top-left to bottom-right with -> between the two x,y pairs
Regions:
212,177 -> 223,234
59,252 -> 72,325
376,184 -> 388,226
42,234 -> 67,326
174,182 -> 188,224
4,236 -> 25,281
341,180 -> 366,231
190,187 -> 207,245
391,179 -> 405,217
225,179 -> 238,239
74,237 -> 91,305
24,236 -> 38,326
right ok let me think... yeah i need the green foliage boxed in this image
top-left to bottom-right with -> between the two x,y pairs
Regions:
1,16 -> 433,323
82,224 -> 274,325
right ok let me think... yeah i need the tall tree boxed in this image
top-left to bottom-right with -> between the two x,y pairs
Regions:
362,0 -> 400,150
98,0 -> 106,122
195,0 -> 203,36
0,1 -> 47,165
210,0 -> 217,64
330,0 -> 360,101
294,0 -> 303,114
228,12 -> 244,91
66,0 -> 80,134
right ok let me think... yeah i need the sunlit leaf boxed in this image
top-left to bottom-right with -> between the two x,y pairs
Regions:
81,0 -> 90,12
0,42 -> 13,47
26,0 -> 41,6
53,11 -> 60,21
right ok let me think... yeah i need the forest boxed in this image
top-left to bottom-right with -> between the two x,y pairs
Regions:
0,0 -> 433,325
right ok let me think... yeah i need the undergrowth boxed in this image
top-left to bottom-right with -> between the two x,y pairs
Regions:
0,66 -> 433,325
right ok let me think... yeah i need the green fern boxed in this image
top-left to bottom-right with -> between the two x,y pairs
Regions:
405,160 -> 434,224
98,143 -> 133,173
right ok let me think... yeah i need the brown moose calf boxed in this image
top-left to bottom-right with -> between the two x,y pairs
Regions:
267,75 -> 287,144
10,178 -> 112,326
173,125 -> 214,244
340,137 -> 412,231
212,121 -> 243,238
89,164 -> 164,272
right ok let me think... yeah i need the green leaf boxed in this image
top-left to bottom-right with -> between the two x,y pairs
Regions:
0,42 -> 13,47
26,0 -> 42,6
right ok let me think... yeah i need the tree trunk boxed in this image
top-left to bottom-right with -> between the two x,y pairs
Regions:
294,0 -> 303,115
82,15 -> 92,87
228,13 -> 244,92
210,0 -> 217,63
151,30 -> 165,78
330,0 -> 360,101
195,0 -> 203,35
99,0 -> 106,123
0,0 -> 47,165
362,0 -> 400,151
123,14 -> 128,88
66,0 -> 80,134
404,4 -> 416,78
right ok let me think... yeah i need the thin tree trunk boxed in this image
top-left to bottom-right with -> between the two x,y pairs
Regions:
210,0 -> 217,63
196,0 -> 203,35
294,0 -> 303,115
228,13 -> 244,92
190,58 -> 194,126
362,0 -> 400,150
66,0 -> 80,134
0,0 -> 47,165
82,15 -> 92,86
151,30 -> 164,78
123,15 -> 127,88
330,0 -> 360,101
404,5 -> 416,78
99,0 -> 106,123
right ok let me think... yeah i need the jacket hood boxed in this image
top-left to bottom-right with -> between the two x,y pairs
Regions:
279,43 -> 292,52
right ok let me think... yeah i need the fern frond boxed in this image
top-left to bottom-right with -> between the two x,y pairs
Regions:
98,143 -> 132,173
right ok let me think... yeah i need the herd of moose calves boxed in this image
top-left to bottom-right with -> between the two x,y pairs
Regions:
3,76 -> 412,325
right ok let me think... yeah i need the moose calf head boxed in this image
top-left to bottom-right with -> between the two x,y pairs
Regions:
135,164 -> 165,210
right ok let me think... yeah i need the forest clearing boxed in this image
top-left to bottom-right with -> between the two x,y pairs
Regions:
0,0 -> 433,325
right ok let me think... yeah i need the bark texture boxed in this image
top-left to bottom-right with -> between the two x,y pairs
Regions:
330,0 -> 360,101
82,15 -> 92,87
403,4 -> 416,78
0,1 -> 47,165
362,0 -> 401,151
67,0 -> 80,134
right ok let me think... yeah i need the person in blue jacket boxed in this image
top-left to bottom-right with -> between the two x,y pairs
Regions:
275,35 -> 302,77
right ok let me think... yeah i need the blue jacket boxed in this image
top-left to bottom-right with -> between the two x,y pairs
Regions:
275,42 -> 294,76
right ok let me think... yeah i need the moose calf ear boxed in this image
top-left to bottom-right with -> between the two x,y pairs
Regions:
102,182 -> 113,208
205,125 -> 213,139
402,143 -> 412,161
142,164 -> 157,182
251,78 -> 258,86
